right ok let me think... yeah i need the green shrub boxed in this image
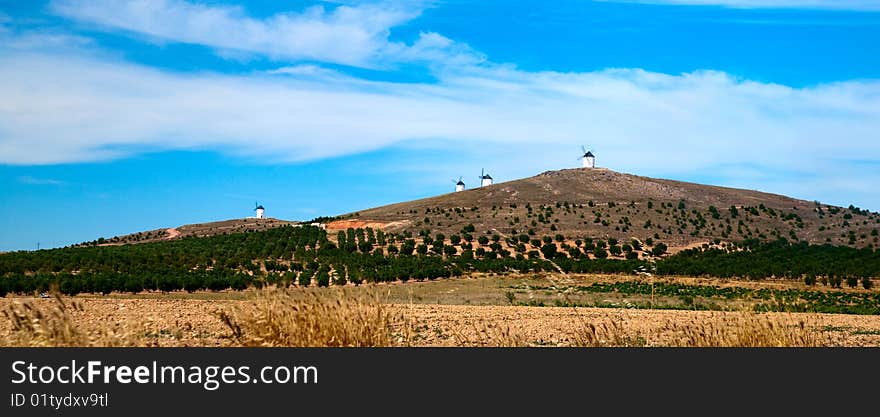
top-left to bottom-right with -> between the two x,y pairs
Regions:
298,270 -> 313,287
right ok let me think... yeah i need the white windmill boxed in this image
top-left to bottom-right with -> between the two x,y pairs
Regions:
254,202 -> 265,219
453,176 -> 466,192
579,146 -> 596,168
479,169 -> 493,187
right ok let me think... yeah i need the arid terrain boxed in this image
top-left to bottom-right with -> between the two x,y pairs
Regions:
74,218 -> 298,247
3,274 -> 879,347
344,168 -> 879,249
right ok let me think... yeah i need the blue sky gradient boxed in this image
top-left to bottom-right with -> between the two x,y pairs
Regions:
1,0 -> 878,250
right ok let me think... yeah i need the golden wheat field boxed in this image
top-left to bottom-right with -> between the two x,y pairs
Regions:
2,274 -> 880,347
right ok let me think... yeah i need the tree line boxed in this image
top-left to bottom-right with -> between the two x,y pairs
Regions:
1,227 -> 877,296
656,238 -> 880,282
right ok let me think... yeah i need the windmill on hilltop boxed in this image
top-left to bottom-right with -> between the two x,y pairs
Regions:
579,146 -> 596,169
254,202 -> 265,219
453,176 -> 466,192
479,169 -> 493,187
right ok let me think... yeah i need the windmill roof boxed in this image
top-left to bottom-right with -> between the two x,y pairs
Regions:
457,180 -> 465,185
482,174 -> 493,179
255,205 -> 265,210
584,151 -> 594,157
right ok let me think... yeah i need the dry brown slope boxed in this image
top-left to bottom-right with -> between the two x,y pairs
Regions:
359,169 -> 806,215
342,168 -> 879,249
77,218 -> 298,246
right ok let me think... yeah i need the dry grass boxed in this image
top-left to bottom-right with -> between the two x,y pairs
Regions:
397,305 -> 831,347
218,288 -> 399,347
661,312 -> 831,347
1,289 -> 838,347
1,292 -> 150,347
560,308 -> 830,347
570,319 -> 647,347
451,320 -> 527,347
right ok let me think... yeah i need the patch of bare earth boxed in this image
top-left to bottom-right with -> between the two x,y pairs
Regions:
325,219 -> 409,231
163,227 -> 181,240
395,304 -> 880,347
3,296 -> 879,347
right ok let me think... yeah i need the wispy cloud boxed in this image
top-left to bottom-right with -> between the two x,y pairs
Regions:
2,1 -> 879,209
49,0 -> 479,68
17,176 -> 68,186
597,1 -> 880,11
1,45 -> 878,176
0,23 -> 94,52
266,64 -> 343,78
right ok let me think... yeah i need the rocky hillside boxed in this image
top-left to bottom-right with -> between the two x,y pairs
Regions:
74,218 -> 297,247
334,168 -> 879,251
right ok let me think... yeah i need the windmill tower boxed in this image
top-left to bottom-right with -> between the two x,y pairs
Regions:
580,146 -> 596,168
453,176 -> 466,192
254,202 -> 265,219
479,169 -> 493,187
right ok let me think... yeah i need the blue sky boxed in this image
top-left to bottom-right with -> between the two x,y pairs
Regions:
1,0 -> 879,251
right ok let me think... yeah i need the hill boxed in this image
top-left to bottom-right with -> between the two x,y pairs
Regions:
74,218 -> 298,247
331,168 -> 879,251
2,168 -> 877,305
69,167 -> 879,254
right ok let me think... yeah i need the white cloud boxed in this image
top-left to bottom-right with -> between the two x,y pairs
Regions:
0,25 -> 94,51
49,0 -> 476,68
597,0 -> 880,11
2,2 -> 879,208
267,64 -> 343,78
1,48 -> 878,175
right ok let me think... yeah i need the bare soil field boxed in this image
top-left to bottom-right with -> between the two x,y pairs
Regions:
3,274 -> 879,347
2,297 -> 879,347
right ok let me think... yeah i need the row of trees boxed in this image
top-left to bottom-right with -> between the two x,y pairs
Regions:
2,227 -> 878,296
0,226 -> 572,295
0,226 -> 327,275
656,238 -> 880,280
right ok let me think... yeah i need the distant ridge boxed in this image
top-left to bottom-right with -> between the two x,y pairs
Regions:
74,168 -> 879,251
335,168 -> 879,250
74,218 -> 297,247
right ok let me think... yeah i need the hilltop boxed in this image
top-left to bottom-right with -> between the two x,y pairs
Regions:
74,218 -> 298,247
71,167 -> 879,253
3,167 -> 878,299
331,168 -> 879,251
